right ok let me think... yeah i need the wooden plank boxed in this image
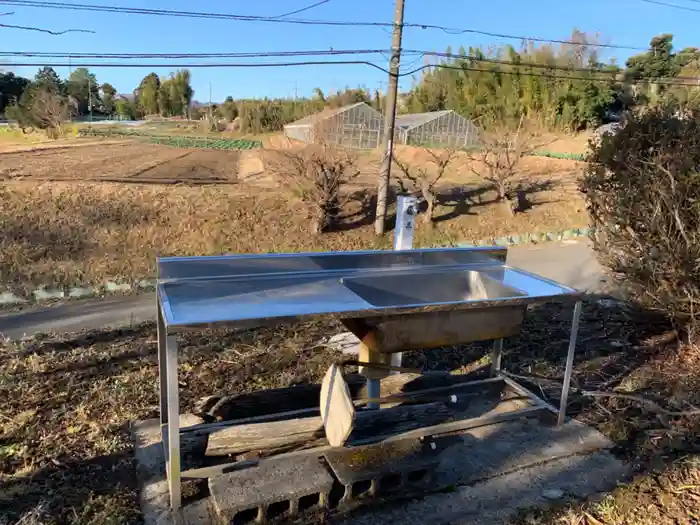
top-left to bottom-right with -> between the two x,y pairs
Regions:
207,416 -> 325,456
367,405 -> 551,445
202,372 -> 451,422
184,377 -> 506,436
320,364 -> 355,447
207,402 -> 453,456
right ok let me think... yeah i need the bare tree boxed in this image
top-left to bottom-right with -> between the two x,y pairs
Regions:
393,148 -> 458,225
266,131 -> 360,234
32,89 -> 71,138
467,118 -> 548,214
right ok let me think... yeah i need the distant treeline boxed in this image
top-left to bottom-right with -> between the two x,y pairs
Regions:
2,30 -> 700,135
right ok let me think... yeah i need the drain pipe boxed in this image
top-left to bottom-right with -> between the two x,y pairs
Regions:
390,194 -> 418,373
363,195 -> 418,409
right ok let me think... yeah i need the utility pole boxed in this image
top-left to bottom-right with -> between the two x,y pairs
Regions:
209,81 -> 213,122
88,74 -> 92,125
374,0 -> 405,236
293,80 -> 298,114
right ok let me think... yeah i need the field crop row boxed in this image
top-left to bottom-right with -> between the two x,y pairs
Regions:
78,127 -> 262,150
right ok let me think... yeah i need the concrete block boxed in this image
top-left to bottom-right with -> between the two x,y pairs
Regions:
68,286 -> 96,298
325,439 -> 439,486
33,287 -> 65,301
209,455 -> 334,524
325,439 -> 440,504
138,279 -> 157,289
325,332 -> 361,356
0,291 -> 26,305
104,281 -> 132,292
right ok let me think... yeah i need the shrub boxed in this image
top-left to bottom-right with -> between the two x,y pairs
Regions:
581,105 -> 700,331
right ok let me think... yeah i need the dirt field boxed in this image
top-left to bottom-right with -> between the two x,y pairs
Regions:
1,300 -> 697,524
0,136 -> 589,293
0,142 -> 243,185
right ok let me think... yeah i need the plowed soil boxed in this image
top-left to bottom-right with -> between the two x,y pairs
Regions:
0,142 -> 241,184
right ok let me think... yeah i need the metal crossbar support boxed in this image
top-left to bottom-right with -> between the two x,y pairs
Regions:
557,301 -> 582,426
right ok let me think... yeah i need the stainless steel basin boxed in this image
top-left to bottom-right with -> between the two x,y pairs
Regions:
157,247 -> 580,330
341,270 -> 526,308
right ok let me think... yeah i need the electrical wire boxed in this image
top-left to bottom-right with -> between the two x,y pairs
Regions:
2,57 -> 698,86
0,21 -> 93,33
0,0 -> 648,50
272,0 -> 331,18
639,0 -> 700,11
0,59 -> 393,73
4,48 -> 693,80
0,49 -> 391,58
403,62 -> 700,86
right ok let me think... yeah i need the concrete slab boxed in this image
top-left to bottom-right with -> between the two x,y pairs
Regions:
131,415 -> 211,525
131,414 -> 208,480
429,417 -> 614,488
132,414 -> 624,525
338,451 -> 629,525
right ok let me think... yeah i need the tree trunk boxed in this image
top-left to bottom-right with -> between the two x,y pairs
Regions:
312,206 -> 328,234
424,193 -> 436,225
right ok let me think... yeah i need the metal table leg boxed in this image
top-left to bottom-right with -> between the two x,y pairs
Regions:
157,306 -> 168,427
165,334 -> 182,510
490,338 -> 504,377
557,301 -> 582,426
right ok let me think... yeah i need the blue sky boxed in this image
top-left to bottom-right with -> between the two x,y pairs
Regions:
1,0 -> 697,101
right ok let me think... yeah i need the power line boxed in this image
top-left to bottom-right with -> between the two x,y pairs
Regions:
0,48 -> 625,77
0,48 -> 661,78
405,62 -> 700,86
416,50 -> 622,75
0,59 -> 393,73
3,58 -> 698,86
0,21 -> 94,33
272,0 -> 331,18
0,7 -> 93,33
0,49 -> 393,59
639,0 -> 700,11
0,0 -> 648,50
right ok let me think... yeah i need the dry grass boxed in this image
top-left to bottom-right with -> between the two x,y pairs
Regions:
1,300 -> 698,524
516,456 -> 700,525
0,173 -> 587,294
0,320 -> 344,524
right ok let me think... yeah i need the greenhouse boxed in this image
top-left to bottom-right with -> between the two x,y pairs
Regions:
283,102 -> 384,149
395,110 -> 480,149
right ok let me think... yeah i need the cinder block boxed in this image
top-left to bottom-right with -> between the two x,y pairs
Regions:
324,439 -> 439,504
209,456 -> 334,524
